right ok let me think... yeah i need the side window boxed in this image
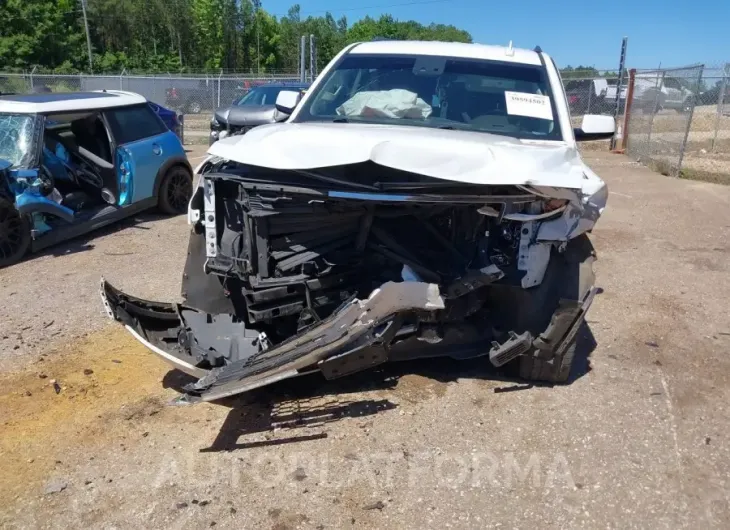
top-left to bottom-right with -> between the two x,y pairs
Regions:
310,70 -> 353,115
105,105 -> 167,145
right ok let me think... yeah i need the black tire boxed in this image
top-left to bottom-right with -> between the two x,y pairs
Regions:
519,330 -> 579,383
187,99 -> 203,114
0,198 -> 31,268
158,166 -> 193,215
515,235 -> 596,384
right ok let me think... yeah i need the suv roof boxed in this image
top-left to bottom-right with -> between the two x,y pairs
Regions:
0,90 -> 147,114
349,40 -> 543,66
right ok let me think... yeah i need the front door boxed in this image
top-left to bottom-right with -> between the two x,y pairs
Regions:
104,104 -> 180,204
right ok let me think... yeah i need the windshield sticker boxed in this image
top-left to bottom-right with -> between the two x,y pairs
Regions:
504,91 -> 552,120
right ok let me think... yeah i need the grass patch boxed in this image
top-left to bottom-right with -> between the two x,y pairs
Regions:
644,158 -> 675,177
637,156 -> 730,185
678,167 -> 730,185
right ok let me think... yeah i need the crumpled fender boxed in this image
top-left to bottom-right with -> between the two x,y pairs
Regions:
15,189 -> 75,224
533,165 -> 608,241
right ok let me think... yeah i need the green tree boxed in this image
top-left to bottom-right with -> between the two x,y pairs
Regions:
346,15 -> 471,44
0,0 -> 85,71
560,66 -> 602,79
0,1 -> 475,74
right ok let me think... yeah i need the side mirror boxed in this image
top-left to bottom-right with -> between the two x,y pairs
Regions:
273,109 -> 290,122
574,114 -> 615,141
275,90 -> 302,115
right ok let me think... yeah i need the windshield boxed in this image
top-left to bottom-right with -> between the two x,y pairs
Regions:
0,114 -> 38,168
236,86 -> 290,106
295,54 -> 561,141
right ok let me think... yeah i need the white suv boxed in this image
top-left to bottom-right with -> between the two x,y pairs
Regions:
102,41 -> 615,402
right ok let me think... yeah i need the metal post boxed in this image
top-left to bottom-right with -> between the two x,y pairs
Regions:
610,37 -> 628,150
309,34 -> 316,82
300,35 -> 307,83
119,68 -> 126,90
586,82 -> 593,114
255,0 -> 261,74
80,0 -> 94,72
677,65 -> 704,176
217,69 -> 222,107
620,69 -> 636,151
29,66 -> 37,91
646,69 -> 665,150
711,64 -> 728,152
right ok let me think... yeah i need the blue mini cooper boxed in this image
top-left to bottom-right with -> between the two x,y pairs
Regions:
0,90 -> 193,267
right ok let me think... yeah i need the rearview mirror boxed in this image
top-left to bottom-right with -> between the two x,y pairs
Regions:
574,114 -> 615,141
275,90 -> 302,115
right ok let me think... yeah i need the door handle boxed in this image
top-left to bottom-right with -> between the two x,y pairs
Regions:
152,144 -> 162,156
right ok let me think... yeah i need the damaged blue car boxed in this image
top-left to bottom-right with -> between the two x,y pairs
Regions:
0,90 -> 193,267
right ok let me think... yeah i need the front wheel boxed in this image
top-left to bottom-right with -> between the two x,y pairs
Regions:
187,100 -> 203,114
158,167 -> 193,215
513,235 -> 596,384
519,328 -> 580,383
0,198 -> 31,268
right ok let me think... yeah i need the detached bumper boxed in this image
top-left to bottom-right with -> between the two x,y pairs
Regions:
100,278 -> 446,402
100,278 -> 208,378
100,270 -> 597,400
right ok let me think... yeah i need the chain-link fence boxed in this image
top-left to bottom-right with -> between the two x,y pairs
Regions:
0,71 -> 301,144
2,65 -> 730,176
0,72 -> 301,110
563,72 -> 628,119
624,63 -> 730,182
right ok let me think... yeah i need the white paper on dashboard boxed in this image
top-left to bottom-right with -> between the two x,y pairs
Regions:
504,91 -> 552,120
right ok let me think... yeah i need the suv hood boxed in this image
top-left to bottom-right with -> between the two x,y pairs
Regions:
207,122 -> 587,189
213,105 -> 278,127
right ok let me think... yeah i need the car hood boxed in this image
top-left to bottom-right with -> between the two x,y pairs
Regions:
207,122 -> 587,189
213,105 -> 277,127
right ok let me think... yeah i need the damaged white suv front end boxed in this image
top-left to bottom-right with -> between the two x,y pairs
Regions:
101,41 -> 613,402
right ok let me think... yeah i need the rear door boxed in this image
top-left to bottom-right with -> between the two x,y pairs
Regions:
104,104 -> 183,205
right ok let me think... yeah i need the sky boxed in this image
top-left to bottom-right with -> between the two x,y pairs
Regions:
263,0 -> 730,71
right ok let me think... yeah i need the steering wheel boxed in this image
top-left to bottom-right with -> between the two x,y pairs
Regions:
39,165 -> 56,196
75,163 -> 104,190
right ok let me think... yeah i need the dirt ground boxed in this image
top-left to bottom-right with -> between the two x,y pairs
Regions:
1,150 -> 729,529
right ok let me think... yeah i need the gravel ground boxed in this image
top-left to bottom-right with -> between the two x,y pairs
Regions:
1,151 -> 729,528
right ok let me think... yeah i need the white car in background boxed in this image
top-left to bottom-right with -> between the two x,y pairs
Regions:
102,40 -> 615,402
609,72 -> 696,113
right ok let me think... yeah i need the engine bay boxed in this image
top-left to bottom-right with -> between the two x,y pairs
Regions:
181,163 -> 571,368
99,161 -> 596,399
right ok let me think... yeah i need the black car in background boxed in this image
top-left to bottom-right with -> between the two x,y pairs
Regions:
209,82 -> 310,144
699,83 -> 730,107
164,78 -> 305,114
564,79 -> 609,115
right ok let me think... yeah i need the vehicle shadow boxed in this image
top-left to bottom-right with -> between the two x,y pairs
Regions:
163,370 -> 401,452
22,212 -> 174,262
162,321 -> 596,453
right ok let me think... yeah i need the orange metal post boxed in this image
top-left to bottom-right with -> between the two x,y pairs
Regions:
616,68 -> 636,153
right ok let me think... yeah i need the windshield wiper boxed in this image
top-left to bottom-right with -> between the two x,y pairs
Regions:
331,117 -> 349,123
